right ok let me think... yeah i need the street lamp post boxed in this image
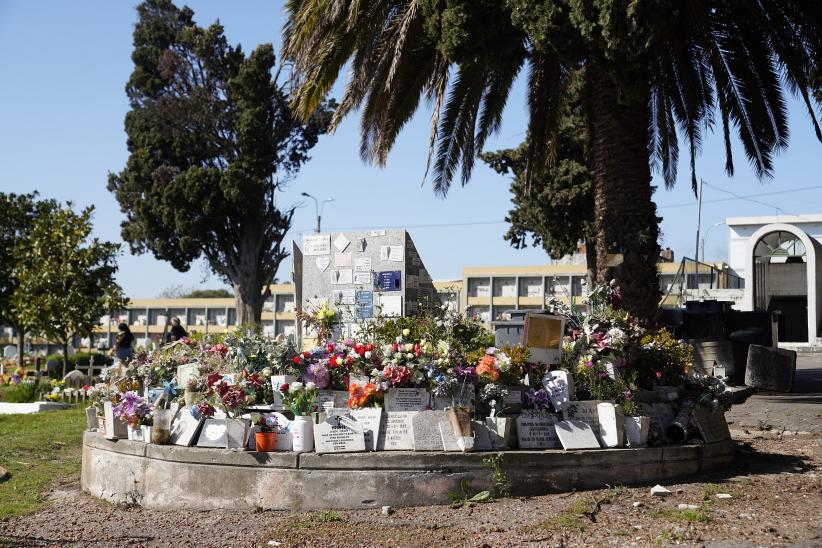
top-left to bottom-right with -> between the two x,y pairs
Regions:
301,192 -> 335,233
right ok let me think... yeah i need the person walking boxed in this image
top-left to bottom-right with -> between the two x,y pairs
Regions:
114,323 -> 134,368
165,317 -> 188,343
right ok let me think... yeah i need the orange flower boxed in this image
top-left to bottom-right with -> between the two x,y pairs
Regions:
476,355 -> 500,382
348,383 -> 360,395
363,383 -> 377,396
348,396 -> 359,409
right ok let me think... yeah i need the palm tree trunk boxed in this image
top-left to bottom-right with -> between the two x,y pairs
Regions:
588,66 -> 661,321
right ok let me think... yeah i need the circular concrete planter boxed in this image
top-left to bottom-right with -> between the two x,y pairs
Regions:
80,431 -> 733,511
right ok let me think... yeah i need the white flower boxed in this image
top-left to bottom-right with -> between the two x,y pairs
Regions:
304,381 -> 316,391
405,343 -> 414,353
402,328 -> 411,337
406,353 -> 414,360
364,351 -> 372,359
261,367 -> 272,379
496,352 -> 512,372
289,382 -> 303,393
395,336 -> 403,343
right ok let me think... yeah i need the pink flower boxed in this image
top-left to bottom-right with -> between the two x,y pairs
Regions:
585,361 -> 594,368
598,371 -> 608,379
591,332 -> 610,351
655,371 -> 663,380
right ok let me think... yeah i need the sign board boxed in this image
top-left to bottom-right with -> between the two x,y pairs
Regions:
524,314 -> 565,365
376,271 -> 402,292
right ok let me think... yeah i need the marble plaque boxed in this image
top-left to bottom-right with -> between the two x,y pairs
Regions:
103,401 -> 128,440
303,234 -> 331,255
692,408 -> 731,443
376,411 -> 416,450
555,420 -> 601,450
352,408 -> 383,451
412,410 -> 448,451
516,410 -> 561,449
170,410 -> 203,446
176,362 -> 200,390
314,413 -> 366,454
432,392 -> 475,411
438,421 -> 461,451
471,420 -> 492,451
486,416 -> 513,450
596,402 -> 624,448
543,370 -> 574,411
563,400 -> 605,442
196,419 -> 228,448
384,388 -> 431,412
317,390 -> 349,412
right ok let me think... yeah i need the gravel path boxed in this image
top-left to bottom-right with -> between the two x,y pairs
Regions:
1,437 -> 820,547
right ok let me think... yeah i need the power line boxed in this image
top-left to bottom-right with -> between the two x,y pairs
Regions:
293,184 -> 822,234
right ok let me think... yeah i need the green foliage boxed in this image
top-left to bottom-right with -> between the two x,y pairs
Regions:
184,289 -> 233,299
652,505 -> 711,524
480,70 -> 593,262
11,203 -> 127,374
0,406 -> 87,518
483,453 -> 511,498
109,0 -> 335,324
317,510 -> 340,523
43,351 -> 114,372
0,382 -> 48,403
628,329 -> 694,389
448,479 -> 492,508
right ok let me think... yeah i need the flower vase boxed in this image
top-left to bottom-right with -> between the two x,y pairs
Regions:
485,416 -> 513,450
447,407 -> 474,452
141,425 -> 153,442
151,409 -> 175,445
226,418 -> 249,449
624,416 -> 650,447
291,415 -> 314,453
127,425 -> 147,442
255,431 -> 276,452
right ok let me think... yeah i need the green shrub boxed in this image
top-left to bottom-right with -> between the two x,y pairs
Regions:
0,382 -> 49,403
43,351 -> 113,377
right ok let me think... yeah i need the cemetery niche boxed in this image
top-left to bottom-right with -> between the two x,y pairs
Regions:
81,278 -> 736,510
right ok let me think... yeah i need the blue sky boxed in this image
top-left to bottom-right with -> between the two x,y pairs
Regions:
1,1 -> 821,298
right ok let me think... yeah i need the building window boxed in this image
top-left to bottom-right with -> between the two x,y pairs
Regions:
493,277 -> 517,298
467,277 -> 491,298
519,277 -> 543,298
276,294 -> 295,313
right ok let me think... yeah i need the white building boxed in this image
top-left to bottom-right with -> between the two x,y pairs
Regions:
728,215 -> 822,345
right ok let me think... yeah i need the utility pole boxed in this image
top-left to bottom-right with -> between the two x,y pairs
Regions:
694,179 -> 704,293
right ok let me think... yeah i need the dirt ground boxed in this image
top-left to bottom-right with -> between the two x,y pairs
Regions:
0,436 -> 820,547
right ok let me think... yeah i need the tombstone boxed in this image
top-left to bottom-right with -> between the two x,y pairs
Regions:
176,362 -> 200,390
376,411 -> 416,450
471,420 -> 492,451
170,410 -> 203,446
351,408 -> 382,451
384,388 -> 431,412
555,420 -> 602,450
745,345 -> 796,392
543,371 -> 574,411
438,420 -> 464,451
562,400 -> 605,443
595,403 -> 624,448
316,390 -> 349,412
692,408 -> 731,443
411,410 -> 448,451
515,410 -> 561,449
196,419 -> 229,448
62,370 -> 87,389
432,391 -> 476,412
3,345 -> 17,358
502,385 -> 525,413
85,407 -> 98,431
314,413 -> 366,454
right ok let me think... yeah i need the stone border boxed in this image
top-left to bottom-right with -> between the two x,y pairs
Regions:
81,432 -> 734,510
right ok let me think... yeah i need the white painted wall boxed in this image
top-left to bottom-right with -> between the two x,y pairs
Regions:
727,215 -> 822,280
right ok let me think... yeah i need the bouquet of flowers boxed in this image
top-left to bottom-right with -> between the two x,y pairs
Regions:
375,334 -> 431,388
223,327 -> 298,377
347,382 -> 384,409
255,414 -> 279,433
112,391 -> 154,427
280,381 -> 318,416
296,300 -> 339,345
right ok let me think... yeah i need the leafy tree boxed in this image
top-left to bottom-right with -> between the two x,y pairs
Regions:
185,289 -> 233,299
0,193 -> 57,368
479,69 -> 599,282
109,0 -> 334,325
12,204 -> 127,377
284,0 -> 822,320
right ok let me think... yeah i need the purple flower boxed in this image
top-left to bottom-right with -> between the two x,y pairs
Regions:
454,366 -> 477,383
525,388 -> 551,410
343,338 -> 355,347
585,361 -> 594,368
624,390 -> 633,401
486,347 -> 497,356
597,371 -> 608,379
303,363 -> 331,389
613,356 -> 626,369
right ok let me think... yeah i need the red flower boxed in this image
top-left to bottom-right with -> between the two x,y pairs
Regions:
326,343 -> 335,352
292,356 -> 301,365
365,344 -> 374,352
280,383 -> 289,393
207,373 -> 223,388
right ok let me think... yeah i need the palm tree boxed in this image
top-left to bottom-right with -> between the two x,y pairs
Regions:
283,1 -> 822,320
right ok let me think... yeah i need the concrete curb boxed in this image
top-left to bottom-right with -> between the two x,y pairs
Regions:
80,432 -> 734,510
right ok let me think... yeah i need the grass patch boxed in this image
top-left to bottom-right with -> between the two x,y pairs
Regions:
652,505 -> 712,523
536,486 -> 627,533
0,406 -> 87,519
318,510 -> 340,523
